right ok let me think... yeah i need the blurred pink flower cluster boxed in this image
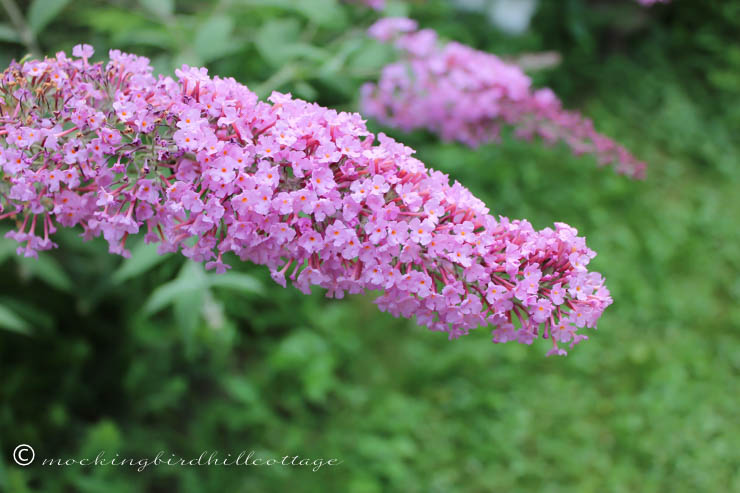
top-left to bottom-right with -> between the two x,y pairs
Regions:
346,0 -> 385,10
0,45 -> 612,354
637,0 -> 669,5
362,18 -> 646,179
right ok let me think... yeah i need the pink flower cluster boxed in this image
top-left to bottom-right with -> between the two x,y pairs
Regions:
0,45 -> 612,355
362,18 -> 646,179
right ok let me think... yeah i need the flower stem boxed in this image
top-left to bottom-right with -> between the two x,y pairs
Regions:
0,0 -> 41,58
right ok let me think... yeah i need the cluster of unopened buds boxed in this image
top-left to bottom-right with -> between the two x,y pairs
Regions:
362,18 -> 647,179
0,44 -> 613,356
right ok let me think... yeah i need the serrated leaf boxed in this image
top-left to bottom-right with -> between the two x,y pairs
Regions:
207,272 -> 263,294
28,0 -> 71,34
137,0 -> 174,19
0,304 -> 31,335
111,240 -> 167,284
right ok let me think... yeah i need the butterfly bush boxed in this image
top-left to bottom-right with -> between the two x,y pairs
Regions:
0,45 -> 612,355
362,18 -> 647,179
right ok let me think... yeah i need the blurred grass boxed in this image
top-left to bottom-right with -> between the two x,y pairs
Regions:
1,0 -> 739,492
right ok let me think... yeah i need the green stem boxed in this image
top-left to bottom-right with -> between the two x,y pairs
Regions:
0,0 -> 41,58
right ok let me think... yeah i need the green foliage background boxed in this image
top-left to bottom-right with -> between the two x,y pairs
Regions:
0,0 -> 738,491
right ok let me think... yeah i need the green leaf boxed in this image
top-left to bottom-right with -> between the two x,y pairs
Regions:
112,27 -> 176,49
0,236 -> 15,266
207,272 -> 263,294
384,0 -> 411,17
346,41 -> 394,73
294,81 -> 318,100
137,0 -> 174,19
0,23 -> 20,43
222,376 -> 259,405
17,254 -> 73,292
194,15 -> 243,63
173,285 -> 204,344
111,240 -> 167,284
80,7 -> 152,36
0,304 -> 31,335
241,0 -> 345,28
292,0 -> 345,27
150,54 -> 175,76
0,298 -> 53,331
28,0 -> 72,35
255,19 -> 327,67
172,49 -> 203,71
143,278 -> 195,315
319,36 -> 364,75
255,18 -> 300,64
143,261 -> 205,314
